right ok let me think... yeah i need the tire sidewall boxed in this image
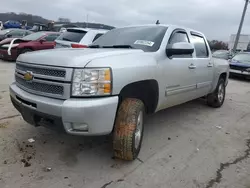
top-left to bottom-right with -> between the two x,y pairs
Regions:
132,105 -> 145,159
216,78 -> 226,106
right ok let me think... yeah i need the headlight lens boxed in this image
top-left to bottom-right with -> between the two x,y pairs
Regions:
72,68 -> 112,96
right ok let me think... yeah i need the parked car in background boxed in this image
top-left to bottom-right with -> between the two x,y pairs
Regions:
0,21 -> 3,30
3,20 -> 22,29
55,28 -> 107,48
0,31 -> 59,61
10,24 -> 229,160
0,29 -> 33,42
52,24 -> 78,32
229,52 -> 250,79
212,50 -> 232,60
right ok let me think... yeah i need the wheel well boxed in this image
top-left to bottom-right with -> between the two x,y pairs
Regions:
219,72 -> 227,81
119,80 -> 159,114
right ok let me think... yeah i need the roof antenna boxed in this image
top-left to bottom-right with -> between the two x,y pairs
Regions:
156,20 -> 160,25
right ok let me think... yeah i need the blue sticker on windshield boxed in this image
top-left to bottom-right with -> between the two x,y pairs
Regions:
134,40 -> 154,47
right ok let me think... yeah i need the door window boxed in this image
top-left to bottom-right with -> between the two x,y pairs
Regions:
44,34 -> 60,41
191,34 -> 209,58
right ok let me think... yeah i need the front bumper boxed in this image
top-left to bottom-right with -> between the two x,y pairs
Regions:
0,48 -> 18,61
10,83 -> 119,136
230,69 -> 250,77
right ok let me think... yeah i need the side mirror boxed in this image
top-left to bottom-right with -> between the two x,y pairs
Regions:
39,39 -> 46,43
166,42 -> 194,57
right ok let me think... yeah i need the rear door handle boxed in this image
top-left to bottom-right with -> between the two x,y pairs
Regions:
207,63 -> 213,67
189,64 -> 196,69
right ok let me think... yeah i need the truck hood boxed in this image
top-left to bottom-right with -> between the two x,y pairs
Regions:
17,48 -> 144,67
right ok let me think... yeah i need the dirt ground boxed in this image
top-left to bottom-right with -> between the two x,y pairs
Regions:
0,59 -> 250,188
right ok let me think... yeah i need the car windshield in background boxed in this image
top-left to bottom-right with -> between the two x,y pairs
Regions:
0,30 -> 11,35
212,50 -> 229,59
232,53 -> 250,64
22,32 -> 46,41
56,29 -> 87,42
91,26 -> 168,52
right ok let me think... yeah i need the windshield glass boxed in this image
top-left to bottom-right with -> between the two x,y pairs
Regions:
92,26 -> 168,52
0,30 -> 11,35
56,29 -> 87,42
232,53 -> 250,64
22,32 -> 46,41
212,50 -> 229,59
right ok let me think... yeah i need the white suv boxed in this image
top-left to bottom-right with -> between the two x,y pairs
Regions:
55,28 -> 108,48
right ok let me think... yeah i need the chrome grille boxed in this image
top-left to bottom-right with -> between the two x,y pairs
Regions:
16,75 -> 64,95
16,63 -> 66,78
15,62 -> 73,99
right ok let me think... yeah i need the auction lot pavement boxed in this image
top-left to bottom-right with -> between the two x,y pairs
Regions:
1,59 -> 250,188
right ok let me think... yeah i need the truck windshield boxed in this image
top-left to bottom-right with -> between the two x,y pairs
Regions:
91,26 -> 168,52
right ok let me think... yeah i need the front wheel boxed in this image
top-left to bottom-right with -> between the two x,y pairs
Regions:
113,98 -> 145,161
207,78 -> 226,108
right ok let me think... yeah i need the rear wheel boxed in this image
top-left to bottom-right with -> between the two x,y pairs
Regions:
113,98 -> 145,161
207,78 -> 226,108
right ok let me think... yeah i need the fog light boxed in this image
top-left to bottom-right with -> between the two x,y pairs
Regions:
71,123 -> 88,131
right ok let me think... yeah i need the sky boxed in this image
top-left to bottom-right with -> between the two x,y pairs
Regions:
1,0 -> 250,41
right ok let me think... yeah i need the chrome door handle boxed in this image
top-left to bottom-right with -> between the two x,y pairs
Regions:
189,64 -> 196,69
207,63 -> 213,67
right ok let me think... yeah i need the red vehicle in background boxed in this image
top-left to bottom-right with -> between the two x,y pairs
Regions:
0,31 -> 60,61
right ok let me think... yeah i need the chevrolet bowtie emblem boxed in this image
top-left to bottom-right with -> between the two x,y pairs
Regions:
24,71 -> 34,82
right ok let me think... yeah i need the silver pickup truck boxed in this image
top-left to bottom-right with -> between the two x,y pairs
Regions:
10,24 -> 229,161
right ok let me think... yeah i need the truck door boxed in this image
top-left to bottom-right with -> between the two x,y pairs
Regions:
190,32 -> 214,97
159,29 -> 197,109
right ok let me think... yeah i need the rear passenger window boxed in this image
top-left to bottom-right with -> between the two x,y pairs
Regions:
191,34 -> 209,58
169,32 -> 189,44
93,34 -> 103,42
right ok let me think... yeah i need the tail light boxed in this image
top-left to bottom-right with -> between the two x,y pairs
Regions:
71,44 -> 88,48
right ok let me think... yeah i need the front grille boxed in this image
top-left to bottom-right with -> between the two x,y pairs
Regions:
16,63 -> 66,78
16,75 -> 64,95
230,65 -> 248,71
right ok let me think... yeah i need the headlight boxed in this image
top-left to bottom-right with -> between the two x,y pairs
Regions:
72,68 -> 112,96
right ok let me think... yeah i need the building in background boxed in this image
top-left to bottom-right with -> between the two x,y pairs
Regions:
229,34 -> 250,51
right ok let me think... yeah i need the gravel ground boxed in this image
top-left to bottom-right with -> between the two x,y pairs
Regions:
0,59 -> 250,188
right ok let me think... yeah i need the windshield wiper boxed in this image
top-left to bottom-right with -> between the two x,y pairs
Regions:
103,45 -> 135,49
88,44 -> 102,48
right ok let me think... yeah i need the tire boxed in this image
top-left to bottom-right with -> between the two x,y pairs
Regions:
113,98 -> 145,161
207,78 -> 226,108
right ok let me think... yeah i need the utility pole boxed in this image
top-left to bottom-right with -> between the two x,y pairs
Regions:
233,0 -> 249,52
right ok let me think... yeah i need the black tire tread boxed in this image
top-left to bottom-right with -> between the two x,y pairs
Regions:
207,78 -> 225,108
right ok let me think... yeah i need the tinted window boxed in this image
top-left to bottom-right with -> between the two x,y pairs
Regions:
44,34 -> 60,41
22,32 -> 46,41
93,33 -> 103,42
191,34 -> 209,58
169,32 -> 189,44
57,29 -> 87,42
92,26 -> 168,52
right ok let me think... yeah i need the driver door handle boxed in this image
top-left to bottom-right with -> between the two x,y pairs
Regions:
188,64 -> 196,69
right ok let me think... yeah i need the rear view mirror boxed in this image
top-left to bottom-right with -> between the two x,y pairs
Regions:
166,42 -> 194,57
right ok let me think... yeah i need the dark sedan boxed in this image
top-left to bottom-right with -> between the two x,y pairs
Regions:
0,29 -> 33,42
229,52 -> 250,79
0,31 -> 60,61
